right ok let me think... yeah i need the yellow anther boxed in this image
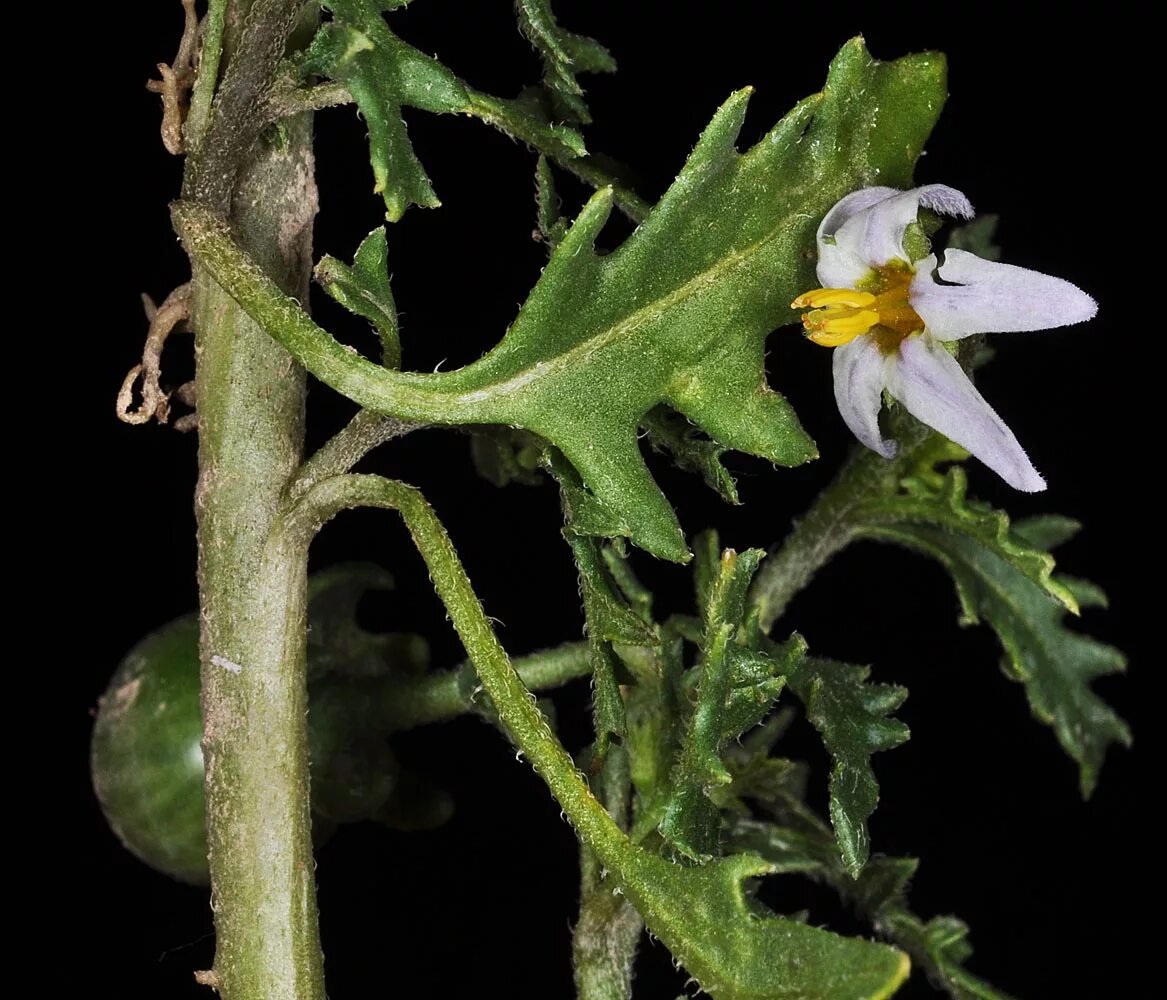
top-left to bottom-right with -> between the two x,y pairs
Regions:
807,327 -> 868,347
794,266 -> 924,352
791,288 -> 876,310
801,308 -> 880,346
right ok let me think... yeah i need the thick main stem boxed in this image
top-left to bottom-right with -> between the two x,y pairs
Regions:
189,7 -> 322,994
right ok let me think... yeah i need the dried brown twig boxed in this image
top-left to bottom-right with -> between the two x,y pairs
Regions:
116,284 -> 193,426
146,0 -> 200,154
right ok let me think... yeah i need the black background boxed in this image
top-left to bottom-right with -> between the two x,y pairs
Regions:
68,3 -> 1146,998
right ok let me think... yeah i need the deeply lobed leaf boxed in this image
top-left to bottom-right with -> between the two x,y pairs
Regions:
315,227 -> 402,367
305,1 -> 586,220
514,0 -> 616,123
780,657 -> 909,878
854,473 -> 1129,794
177,41 -> 947,563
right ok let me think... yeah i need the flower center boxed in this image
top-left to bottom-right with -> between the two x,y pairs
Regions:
792,263 -> 924,351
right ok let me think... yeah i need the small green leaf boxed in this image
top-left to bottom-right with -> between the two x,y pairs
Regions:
304,4 -> 468,220
550,451 -> 660,757
876,523 -> 1128,795
315,227 -> 402,367
729,814 -> 1014,1000
614,848 -> 910,1000
854,474 -> 1129,795
1010,513 -> 1082,551
642,406 -> 740,504
781,658 -> 909,878
305,1 -> 587,219
515,0 -> 616,123
659,547 -> 799,861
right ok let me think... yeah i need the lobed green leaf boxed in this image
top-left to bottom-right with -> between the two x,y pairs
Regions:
779,658 -> 908,878
872,523 -> 1128,796
176,41 -> 948,562
315,227 -> 402,367
514,0 -> 616,123
306,1 -> 586,220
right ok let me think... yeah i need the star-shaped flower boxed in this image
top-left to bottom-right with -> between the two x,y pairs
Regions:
793,185 -> 1096,491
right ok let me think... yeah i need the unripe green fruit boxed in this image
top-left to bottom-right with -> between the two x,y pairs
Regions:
91,611 -> 451,883
91,615 -> 210,884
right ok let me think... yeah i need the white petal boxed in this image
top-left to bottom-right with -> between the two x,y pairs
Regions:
815,187 -> 899,288
911,249 -> 1099,341
832,336 -> 895,458
828,184 -> 974,275
886,336 -> 1046,492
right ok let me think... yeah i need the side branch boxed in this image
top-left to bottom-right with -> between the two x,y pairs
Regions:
353,641 -> 592,734
278,474 -> 626,856
262,80 -> 651,223
747,416 -> 936,631
287,410 -> 420,502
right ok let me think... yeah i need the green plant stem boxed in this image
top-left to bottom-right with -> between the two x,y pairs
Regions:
279,474 -> 633,853
280,474 -> 911,998
573,747 -> 643,1000
369,641 -> 592,733
748,417 -> 934,633
184,0 -> 310,209
173,200 -> 505,423
184,4 -> 325,997
287,409 -> 420,502
185,0 -> 228,152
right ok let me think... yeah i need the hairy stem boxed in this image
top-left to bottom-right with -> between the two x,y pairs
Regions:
174,201 -> 502,423
280,475 -> 630,856
748,416 -> 935,633
185,0 -> 228,152
370,641 -> 592,733
573,747 -> 643,1000
288,410 -> 420,502
185,3 -> 323,997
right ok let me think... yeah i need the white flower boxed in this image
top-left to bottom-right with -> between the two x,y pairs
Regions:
792,184 -> 1097,491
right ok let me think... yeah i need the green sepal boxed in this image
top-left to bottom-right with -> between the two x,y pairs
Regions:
515,0 -> 616,124
315,227 -> 402,367
306,562 -> 429,681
